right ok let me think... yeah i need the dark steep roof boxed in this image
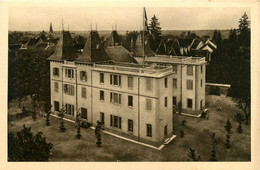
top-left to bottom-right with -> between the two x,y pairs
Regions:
105,46 -> 137,63
133,32 -> 155,57
178,39 -> 193,47
76,31 -> 111,63
48,31 -> 78,61
106,31 -> 122,46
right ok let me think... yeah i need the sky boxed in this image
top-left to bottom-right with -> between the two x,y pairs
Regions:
8,7 -> 251,31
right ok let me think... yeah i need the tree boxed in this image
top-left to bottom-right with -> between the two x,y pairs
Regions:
148,15 -> 162,51
76,112 -> 82,139
224,119 -> 233,148
236,113 -> 244,133
8,125 -> 53,161
229,12 -> 250,125
58,106 -> 66,132
45,104 -> 52,126
95,121 -> 102,147
209,133 -> 218,161
187,148 -> 201,161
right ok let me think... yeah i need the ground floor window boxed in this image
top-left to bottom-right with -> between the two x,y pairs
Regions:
128,119 -> 133,132
173,96 -> 176,106
146,124 -> 152,137
54,101 -> 59,111
81,108 -> 87,119
110,115 -> 121,129
100,112 -> 104,125
164,125 -> 168,136
200,100 -> 203,110
65,104 -> 74,116
187,99 -> 192,108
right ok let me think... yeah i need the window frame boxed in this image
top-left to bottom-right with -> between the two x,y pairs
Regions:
128,119 -> 133,132
81,108 -> 88,119
173,78 -> 177,88
165,97 -> 168,108
128,76 -> 133,88
128,95 -> 133,107
100,90 -> 104,101
81,87 -> 86,98
54,101 -> 59,111
53,67 -> 59,77
80,71 -> 87,81
187,79 -> 193,90
100,73 -> 104,84
54,82 -> 59,92
146,124 -> 152,137
187,98 -> 193,109
187,65 -> 193,76
164,77 -> 168,88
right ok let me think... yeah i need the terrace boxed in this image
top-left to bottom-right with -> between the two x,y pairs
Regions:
144,55 -> 206,65
93,62 -> 173,77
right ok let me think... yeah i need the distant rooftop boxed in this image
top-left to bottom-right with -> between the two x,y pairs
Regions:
144,55 -> 206,65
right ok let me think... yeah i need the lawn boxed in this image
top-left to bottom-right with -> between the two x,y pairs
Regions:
8,95 -> 251,161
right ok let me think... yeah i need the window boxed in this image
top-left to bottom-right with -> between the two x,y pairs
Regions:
146,124 -> 152,137
187,65 -> 193,76
80,71 -> 87,81
54,82 -> 59,92
82,87 -> 86,98
173,78 -> 177,88
173,96 -> 177,106
65,104 -> 74,116
187,99 -> 192,108
53,68 -> 59,77
65,68 -> 74,78
164,125 -> 168,136
187,80 -> 193,90
110,92 -> 121,104
200,100 -> 203,110
54,101 -> 59,111
110,115 -> 121,129
100,73 -> 104,84
172,65 -> 177,74
146,78 -> 152,91
128,95 -> 133,107
164,78 -> 168,88
100,91 -> 104,101
201,65 -> 203,73
128,119 -> 133,132
64,84 -> 75,95
146,98 -> 152,110
110,74 -> 121,86
128,76 -> 133,88
81,108 -> 87,119
165,97 -> 168,107
201,79 -> 203,87
100,112 -> 104,125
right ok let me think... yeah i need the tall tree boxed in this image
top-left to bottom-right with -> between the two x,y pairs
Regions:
229,12 -> 250,125
187,148 -> 201,161
148,15 -> 162,52
209,133 -> 218,161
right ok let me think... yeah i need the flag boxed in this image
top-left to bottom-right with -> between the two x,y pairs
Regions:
143,7 -> 149,32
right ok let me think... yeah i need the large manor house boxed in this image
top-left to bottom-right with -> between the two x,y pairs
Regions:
46,11 -> 206,144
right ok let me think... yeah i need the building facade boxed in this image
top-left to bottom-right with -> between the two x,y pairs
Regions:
48,30 -> 206,144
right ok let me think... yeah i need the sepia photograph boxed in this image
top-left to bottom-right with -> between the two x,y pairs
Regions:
2,0 -> 258,166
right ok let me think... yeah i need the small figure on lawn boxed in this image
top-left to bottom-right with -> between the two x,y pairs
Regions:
95,121 -> 102,147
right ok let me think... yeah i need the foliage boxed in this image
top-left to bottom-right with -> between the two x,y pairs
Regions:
58,106 -> 66,132
209,133 -> 218,161
224,119 -> 233,148
180,130 -> 184,138
76,113 -> 82,139
187,148 -> 201,161
148,15 -> 162,52
182,120 -> 187,126
236,113 -> 244,133
95,121 -> 102,147
8,47 -> 52,105
209,86 -> 220,96
45,104 -> 52,126
8,125 -> 53,161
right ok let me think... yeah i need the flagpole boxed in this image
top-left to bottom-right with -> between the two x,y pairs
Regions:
143,7 -> 145,67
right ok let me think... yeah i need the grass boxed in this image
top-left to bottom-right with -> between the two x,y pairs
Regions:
8,95 -> 250,161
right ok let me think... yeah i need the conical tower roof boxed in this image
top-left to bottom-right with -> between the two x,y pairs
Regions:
133,31 -> 155,57
76,31 -> 111,63
48,31 -> 78,61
